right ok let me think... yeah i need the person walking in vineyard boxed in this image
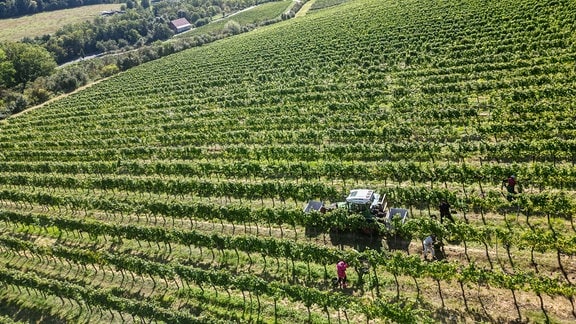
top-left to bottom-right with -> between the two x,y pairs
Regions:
336,260 -> 348,288
502,175 -> 517,201
439,200 -> 454,223
422,234 -> 436,260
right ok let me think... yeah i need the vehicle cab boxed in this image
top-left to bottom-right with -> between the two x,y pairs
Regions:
344,189 -> 382,215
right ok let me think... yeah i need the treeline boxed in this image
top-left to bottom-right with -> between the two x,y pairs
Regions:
32,6 -> 175,64
0,0 -> 117,18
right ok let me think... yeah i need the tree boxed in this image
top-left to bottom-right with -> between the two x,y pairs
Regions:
101,64 -> 120,77
5,91 -> 28,113
141,0 -> 150,9
1,42 -> 56,89
117,53 -> 142,71
189,12 -> 200,23
0,48 -> 15,87
14,0 -> 32,15
47,66 -> 88,93
224,20 -> 242,35
151,23 -> 174,42
125,0 -> 135,9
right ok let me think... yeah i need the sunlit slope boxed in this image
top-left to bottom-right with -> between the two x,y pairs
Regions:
0,0 -> 575,322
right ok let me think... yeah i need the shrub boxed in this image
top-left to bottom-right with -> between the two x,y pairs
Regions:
5,92 -> 28,114
101,64 -> 120,77
48,67 -> 88,93
25,87 -> 52,105
224,20 -> 242,35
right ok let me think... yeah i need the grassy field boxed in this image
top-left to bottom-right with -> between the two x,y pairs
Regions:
0,0 -> 575,322
0,4 -> 121,41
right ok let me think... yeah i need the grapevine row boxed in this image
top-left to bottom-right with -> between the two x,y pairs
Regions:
0,210 -> 574,299
2,159 -> 576,189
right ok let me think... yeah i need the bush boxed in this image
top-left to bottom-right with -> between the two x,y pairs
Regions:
5,92 -> 28,114
25,87 -> 52,105
118,54 -> 142,71
224,20 -> 242,35
48,67 -> 88,93
195,18 -> 209,27
96,40 -> 120,53
101,64 -> 120,77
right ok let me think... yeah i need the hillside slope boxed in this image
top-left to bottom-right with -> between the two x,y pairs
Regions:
0,0 -> 575,322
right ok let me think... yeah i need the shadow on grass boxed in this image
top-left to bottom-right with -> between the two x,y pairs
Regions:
328,230 -> 384,252
416,297 -> 497,323
0,295 -> 67,324
384,234 -> 412,253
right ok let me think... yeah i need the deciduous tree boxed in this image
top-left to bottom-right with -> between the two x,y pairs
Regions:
1,41 -> 56,89
0,48 -> 15,87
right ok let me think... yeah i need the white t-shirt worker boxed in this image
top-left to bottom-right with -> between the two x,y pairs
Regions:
423,235 -> 436,260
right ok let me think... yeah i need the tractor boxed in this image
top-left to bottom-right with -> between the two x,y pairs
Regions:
304,188 -> 409,236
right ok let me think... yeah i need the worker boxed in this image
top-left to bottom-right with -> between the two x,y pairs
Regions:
357,257 -> 370,283
336,260 -> 348,288
503,175 -> 516,201
423,234 -> 436,260
439,200 -> 454,223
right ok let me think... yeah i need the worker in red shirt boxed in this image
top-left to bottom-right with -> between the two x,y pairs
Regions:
336,260 -> 348,288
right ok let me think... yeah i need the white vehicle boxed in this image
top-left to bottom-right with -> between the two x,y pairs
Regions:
345,189 -> 382,213
304,188 -> 409,233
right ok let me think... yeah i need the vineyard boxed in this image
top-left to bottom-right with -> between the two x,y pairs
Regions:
1,0 -> 576,322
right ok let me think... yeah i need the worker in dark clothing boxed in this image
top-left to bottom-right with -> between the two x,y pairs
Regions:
439,200 -> 454,223
503,175 -> 516,201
